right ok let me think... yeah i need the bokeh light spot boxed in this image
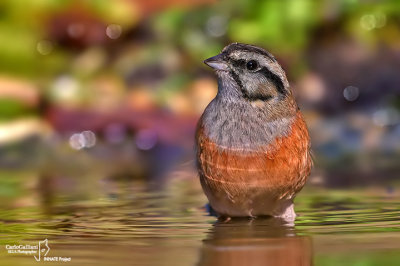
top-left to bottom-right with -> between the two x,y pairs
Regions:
206,15 -> 227,37
360,13 -> 386,30
69,131 -> 97,150
372,108 -> 400,127
69,133 -> 85,150
37,40 -> 53,55
68,23 -> 85,38
51,76 -> 79,101
81,130 -> 96,148
360,14 -> 376,30
135,129 -> 157,151
375,12 -> 387,28
106,24 -> 122,39
343,86 -> 360,101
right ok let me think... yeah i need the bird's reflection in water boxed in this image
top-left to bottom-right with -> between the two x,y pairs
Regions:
198,217 -> 312,266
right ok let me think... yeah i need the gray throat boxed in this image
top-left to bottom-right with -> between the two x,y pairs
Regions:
201,71 -> 294,150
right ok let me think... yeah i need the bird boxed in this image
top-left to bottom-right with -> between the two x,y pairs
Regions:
196,43 -> 312,220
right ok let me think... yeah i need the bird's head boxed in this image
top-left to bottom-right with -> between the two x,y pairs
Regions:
204,43 -> 294,112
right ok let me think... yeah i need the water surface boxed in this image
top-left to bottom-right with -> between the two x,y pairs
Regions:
1,175 -> 399,266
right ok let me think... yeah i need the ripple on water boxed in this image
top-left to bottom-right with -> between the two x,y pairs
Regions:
1,185 -> 400,266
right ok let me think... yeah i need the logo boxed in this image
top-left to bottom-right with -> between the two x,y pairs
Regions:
34,239 -> 50,261
5,239 -> 71,262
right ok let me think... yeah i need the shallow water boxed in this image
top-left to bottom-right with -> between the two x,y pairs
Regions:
1,175 -> 400,266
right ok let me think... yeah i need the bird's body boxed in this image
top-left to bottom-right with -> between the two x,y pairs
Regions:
196,43 -> 312,219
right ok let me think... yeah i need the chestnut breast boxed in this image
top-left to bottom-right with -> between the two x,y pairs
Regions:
196,111 -> 312,201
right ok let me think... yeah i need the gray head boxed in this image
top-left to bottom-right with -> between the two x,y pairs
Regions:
201,43 -> 300,148
204,43 -> 296,117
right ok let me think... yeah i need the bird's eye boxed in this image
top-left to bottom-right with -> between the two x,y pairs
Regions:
246,60 -> 258,71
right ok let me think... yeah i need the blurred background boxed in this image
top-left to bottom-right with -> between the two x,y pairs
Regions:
1,1 -> 400,265
0,0 -> 399,212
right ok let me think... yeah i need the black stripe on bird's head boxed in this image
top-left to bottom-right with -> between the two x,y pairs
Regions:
204,43 -> 290,102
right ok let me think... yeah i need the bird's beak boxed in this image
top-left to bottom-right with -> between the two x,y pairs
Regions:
204,54 -> 229,71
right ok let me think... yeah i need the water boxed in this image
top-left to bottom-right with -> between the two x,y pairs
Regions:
1,175 -> 400,266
